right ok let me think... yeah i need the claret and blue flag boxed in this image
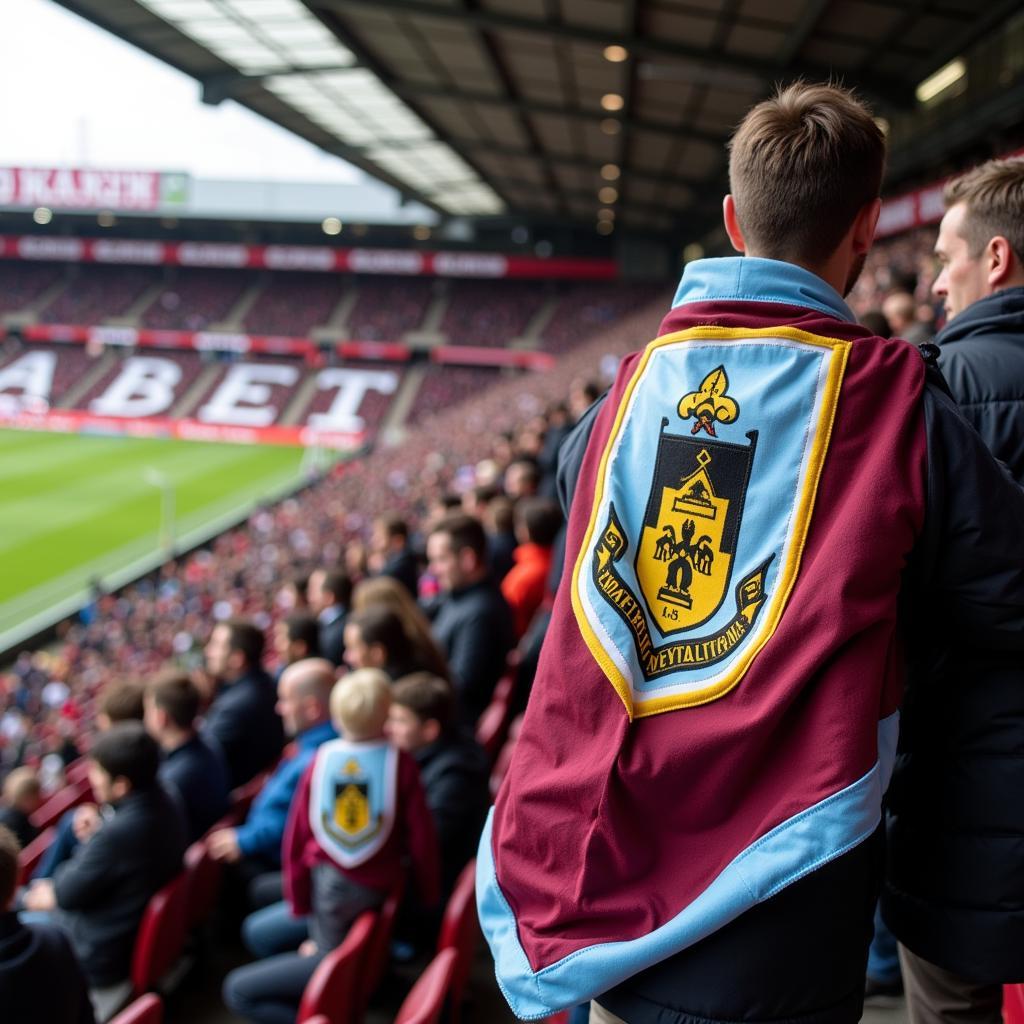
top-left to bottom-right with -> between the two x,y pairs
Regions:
476,257 -> 929,1019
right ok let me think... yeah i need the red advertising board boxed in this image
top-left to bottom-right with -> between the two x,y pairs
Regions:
0,234 -> 617,280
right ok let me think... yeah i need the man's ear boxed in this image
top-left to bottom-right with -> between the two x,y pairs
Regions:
723,195 -> 746,254
850,198 -> 882,256
986,236 -> 1015,288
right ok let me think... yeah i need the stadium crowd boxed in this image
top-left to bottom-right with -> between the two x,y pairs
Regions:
0,203 -> 998,1023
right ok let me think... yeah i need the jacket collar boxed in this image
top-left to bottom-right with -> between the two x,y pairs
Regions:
936,286 -> 1024,346
672,257 -> 856,324
296,719 -> 337,750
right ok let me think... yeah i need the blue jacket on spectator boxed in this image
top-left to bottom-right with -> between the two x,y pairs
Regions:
235,719 -> 337,863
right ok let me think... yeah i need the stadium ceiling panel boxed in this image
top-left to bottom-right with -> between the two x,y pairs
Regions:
54,0 -> 1024,241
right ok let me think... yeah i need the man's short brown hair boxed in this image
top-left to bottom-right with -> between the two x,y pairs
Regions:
148,670 -> 200,731
943,157 -> 1024,263
0,825 -> 20,908
224,619 -> 265,669
728,81 -> 885,266
430,513 -> 489,563
98,680 -> 145,724
392,672 -> 455,733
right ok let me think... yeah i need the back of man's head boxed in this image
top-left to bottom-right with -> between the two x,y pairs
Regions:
728,81 -> 885,267
322,570 -> 353,609
98,680 -> 145,728
148,670 -> 200,732
2,766 -> 41,811
517,498 -> 564,548
392,672 -> 456,735
0,825 -> 20,911
225,619 -> 265,671
90,722 -> 160,792
284,612 -> 321,659
943,157 -> 1024,263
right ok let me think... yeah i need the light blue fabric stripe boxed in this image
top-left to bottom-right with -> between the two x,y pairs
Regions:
478,721 -> 894,1020
671,257 -> 856,324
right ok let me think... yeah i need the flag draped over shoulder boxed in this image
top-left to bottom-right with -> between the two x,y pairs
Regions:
477,300 -> 928,1020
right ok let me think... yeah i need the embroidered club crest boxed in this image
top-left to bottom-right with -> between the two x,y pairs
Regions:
310,740 -> 398,869
573,326 -> 850,718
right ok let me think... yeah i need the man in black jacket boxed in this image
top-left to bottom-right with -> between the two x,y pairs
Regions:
21,724 -> 186,988
145,671 -> 230,843
0,826 -> 94,1024
883,157 -> 1024,1022
307,569 -> 351,667
426,513 -> 514,724
371,514 -> 420,597
202,619 -> 284,789
388,672 -> 490,893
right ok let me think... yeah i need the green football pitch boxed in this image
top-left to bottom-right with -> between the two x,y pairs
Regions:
0,429 -> 310,645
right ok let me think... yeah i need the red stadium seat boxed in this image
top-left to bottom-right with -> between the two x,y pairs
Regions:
297,910 -> 377,1024
358,879 -> 405,1015
1005,984 -> 1024,1024
393,948 -> 458,1024
131,873 -> 190,995
475,674 -> 517,763
183,839 -> 221,929
108,993 -> 163,1024
436,859 -> 479,1024
17,826 -> 56,885
30,777 -> 93,831
66,756 -> 92,785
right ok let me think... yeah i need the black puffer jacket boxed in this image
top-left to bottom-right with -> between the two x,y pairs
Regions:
935,286 -> 1024,481
881,377 -> 1024,984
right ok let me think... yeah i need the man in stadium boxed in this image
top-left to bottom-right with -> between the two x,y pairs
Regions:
202,618 -> 284,789
307,568 -> 351,667
882,157 -> 1024,1022
143,670 -> 230,843
0,826 -> 94,1024
425,513 -> 514,724
272,612 -> 321,681
21,723 -> 186,992
476,82 -> 1024,1024
207,658 -> 335,938
370,514 -> 420,597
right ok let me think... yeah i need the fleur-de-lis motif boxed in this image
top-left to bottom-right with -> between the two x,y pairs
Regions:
677,366 -> 739,436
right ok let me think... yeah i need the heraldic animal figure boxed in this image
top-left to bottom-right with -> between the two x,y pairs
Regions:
654,520 -> 714,597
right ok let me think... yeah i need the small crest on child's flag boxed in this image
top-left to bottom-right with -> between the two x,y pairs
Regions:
311,740 -> 398,868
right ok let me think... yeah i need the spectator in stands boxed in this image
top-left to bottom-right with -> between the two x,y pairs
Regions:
271,613 -> 321,680
369,514 -> 420,597
223,669 -> 438,1024
352,577 -> 451,683
275,575 -> 310,615
504,455 -> 541,501
484,495 -> 517,582
143,670 -> 229,843
883,156 -> 1024,1022
21,723 -> 185,989
307,569 -> 351,667
94,681 -> 144,731
881,290 -> 932,344
0,825 -> 94,1024
343,607 -> 426,681
0,767 -> 42,849
207,659 -> 336,916
202,619 -> 284,789
501,497 -> 563,640
537,402 -> 573,498
426,514 -> 514,723
387,673 -> 488,895
35,680 -> 146,881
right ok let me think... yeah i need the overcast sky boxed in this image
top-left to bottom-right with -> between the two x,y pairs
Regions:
0,0 -> 365,183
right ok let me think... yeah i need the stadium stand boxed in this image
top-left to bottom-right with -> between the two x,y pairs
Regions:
440,280 -> 545,347
406,366 -> 502,424
0,261 -> 66,314
40,265 -> 161,325
241,272 -> 346,336
346,276 -> 435,340
141,269 -> 249,331
0,342 -> 103,406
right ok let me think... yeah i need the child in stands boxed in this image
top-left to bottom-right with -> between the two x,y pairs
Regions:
223,669 -> 438,1024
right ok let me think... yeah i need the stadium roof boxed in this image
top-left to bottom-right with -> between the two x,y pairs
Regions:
53,0 -> 1024,243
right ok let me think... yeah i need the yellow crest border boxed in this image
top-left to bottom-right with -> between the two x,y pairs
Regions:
570,325 -> 851,720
